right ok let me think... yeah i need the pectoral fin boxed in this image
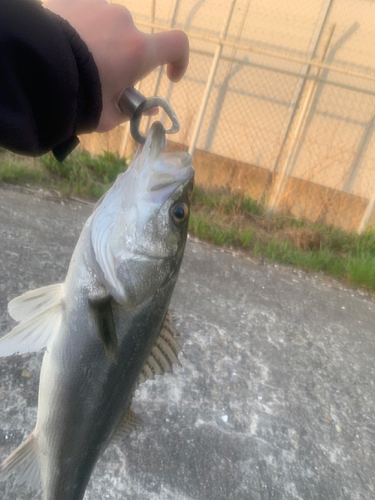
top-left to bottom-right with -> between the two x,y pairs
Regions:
89,295 -> 118,364
0,284 -> 64,357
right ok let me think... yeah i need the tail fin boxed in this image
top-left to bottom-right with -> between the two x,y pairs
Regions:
0,284 -> 64,357
0,433 -> 41,491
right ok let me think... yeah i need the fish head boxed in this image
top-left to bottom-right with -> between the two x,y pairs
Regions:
91,121 -> 195,306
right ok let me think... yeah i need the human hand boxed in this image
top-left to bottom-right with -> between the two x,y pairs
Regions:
44,0 -> 189,132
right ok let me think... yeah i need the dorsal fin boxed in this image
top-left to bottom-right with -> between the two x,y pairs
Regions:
111,313 -> 182,445
136,312 -> 182,387
0,284 -> 64,357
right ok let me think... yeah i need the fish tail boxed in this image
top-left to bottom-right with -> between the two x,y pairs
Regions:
0,432 -> 41,492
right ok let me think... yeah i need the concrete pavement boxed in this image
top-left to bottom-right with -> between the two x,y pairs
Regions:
0,186 -> 374,500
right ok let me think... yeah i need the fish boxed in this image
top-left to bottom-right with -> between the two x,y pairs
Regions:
0,121 -> 195,499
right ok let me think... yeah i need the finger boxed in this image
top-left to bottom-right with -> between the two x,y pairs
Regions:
98,104 -> 159,132
150,31 -> 189,82
97,105 -> 126,132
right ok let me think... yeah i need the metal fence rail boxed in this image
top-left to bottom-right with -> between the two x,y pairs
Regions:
82,0 -> 375,233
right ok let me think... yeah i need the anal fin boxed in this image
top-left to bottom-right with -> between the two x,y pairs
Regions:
0,433 -> 41,492
111,407 -> 143,442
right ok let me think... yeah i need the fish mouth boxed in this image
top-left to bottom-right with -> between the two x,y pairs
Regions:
132,121 -> 194,193
147,151 -> 194,193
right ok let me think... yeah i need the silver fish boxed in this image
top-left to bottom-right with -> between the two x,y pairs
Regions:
0,121 -> 194,499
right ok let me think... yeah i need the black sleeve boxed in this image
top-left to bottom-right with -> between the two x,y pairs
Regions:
0,0 -> 102,161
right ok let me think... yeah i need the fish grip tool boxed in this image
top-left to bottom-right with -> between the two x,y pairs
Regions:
118,87 -> 180,145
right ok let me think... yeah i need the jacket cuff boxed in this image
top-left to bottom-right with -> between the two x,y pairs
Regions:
46,11 -> 102,161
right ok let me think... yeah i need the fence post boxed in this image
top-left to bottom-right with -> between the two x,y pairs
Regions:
188,0 -> 237,157
358,196 -> 375,233
343,114 -> 375,194
267,0 -> 334,215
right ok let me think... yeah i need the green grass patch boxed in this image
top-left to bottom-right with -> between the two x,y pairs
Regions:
189,213 -> 256,249
190,193 -> 375,292
0,161 -> 44,184
0,149 -> 128,200
240,228 -> 255,248
346,256 -> 375,289
40,150 -> 128,199
192,186 -> 264,217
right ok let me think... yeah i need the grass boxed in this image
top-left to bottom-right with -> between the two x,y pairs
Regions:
190,186 -> 375,291
0,148 -> 128,200
1,148 -> 375,292
40,150 -> 128,199
0,160 -> 44,184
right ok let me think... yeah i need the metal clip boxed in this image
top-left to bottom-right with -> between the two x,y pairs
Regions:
118,87 -> 180,145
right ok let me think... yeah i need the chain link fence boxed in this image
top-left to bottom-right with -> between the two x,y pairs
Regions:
80,0 -> 375,233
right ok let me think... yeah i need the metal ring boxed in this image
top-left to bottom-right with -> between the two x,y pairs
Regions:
131,97 -> 180,145
118,87 -> 146,119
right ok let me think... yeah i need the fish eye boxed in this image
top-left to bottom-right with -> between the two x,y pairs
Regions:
171,203 -> 189,223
